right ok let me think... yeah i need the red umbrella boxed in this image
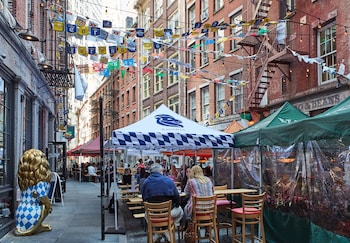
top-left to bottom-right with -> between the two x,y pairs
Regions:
67,144 -> 84,156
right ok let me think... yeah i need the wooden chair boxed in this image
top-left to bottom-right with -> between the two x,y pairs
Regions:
192,195 -> 219,243
144,200 -> 176,243
214,185 -> 235,234
231,192 -> 266,243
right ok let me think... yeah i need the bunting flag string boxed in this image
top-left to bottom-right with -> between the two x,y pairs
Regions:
81,53 -> 248,89
288,47 -> 350,80
50,3 -> 350,120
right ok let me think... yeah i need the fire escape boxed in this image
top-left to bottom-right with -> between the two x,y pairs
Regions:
238,0 -> 309,111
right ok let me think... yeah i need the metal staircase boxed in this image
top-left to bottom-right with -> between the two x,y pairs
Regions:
247,35 -> 277,107
238,0 -> 281,108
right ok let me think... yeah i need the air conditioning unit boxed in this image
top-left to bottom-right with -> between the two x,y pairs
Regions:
201,12 -> 208,22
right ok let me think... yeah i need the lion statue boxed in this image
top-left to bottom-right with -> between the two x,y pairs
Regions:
15,149 -> 52,236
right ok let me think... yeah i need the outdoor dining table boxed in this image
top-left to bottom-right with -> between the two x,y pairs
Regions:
129,197 -> 143,203
136,192 -> 187,198
214,188 -> 257,195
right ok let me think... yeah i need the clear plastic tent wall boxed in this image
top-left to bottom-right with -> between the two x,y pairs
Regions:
233,140 -> 350,239
214,147 -> 260,196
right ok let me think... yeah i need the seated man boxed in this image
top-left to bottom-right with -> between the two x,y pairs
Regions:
142,163 -> 184,237
87,163 -> 99,182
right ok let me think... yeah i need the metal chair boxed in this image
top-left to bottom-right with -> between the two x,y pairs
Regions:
231,192 -> 266,243
144,200 -> 175,243
192,195 -> 219,243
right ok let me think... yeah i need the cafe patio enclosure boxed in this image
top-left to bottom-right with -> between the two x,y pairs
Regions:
214,97 -> 350,242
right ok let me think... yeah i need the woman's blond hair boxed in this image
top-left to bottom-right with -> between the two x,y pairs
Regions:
17,149 -> 51,191
190,165 -> 209,184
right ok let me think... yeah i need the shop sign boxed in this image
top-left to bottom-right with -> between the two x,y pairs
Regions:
295,93 -> 346,113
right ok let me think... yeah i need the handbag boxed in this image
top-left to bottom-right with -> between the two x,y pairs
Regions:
184,220 -> 196,243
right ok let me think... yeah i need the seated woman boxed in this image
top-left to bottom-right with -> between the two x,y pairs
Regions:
122,168 -> 132,185
183,165 -> 214,220
168,164 -> 178,182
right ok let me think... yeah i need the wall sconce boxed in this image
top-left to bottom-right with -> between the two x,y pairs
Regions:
18,30 -> 40,42
38,63 -> 53,70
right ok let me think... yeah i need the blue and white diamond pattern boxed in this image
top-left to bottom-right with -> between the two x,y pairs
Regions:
15,181 -> 49,232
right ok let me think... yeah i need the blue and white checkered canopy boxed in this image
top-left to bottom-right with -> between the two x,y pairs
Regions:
111,105 -> 234,150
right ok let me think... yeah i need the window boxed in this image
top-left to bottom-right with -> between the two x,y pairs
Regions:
141,49 -> 151,65
214,0 -> 224,12
216,84 -> 225,116
142,74 -> 151,99
201,86 -> 210,120
154,102 -> 163,110
126,90 -> 130,106
188,5 -> 196,30
286,0 -> 295,11
201,0 -> 209,17
154,64 -> 164,93
132,86 -> 136,102
215,27 -> 224,59
23,96 -> 33,151
154,0 -> 163,20
143,107 -> 151,118
168,11 -> 179,31
38,107 -> 43,150
121,93 -> 124,108
154,24 -> 164,53
143,7 -> 150,30
200,34 -> 209,66
318,23 -> 336,84
280,0 -> 295,18
188,43 -> 196,72
230,10 -> 242,51
168,95 -> 179,113
133,111 -> 136,122
129,66 -> 136,80
189,91 -> 196,121
230,70 -> 243,113
168,0 -> 175,7
168,53 -> 179,85
0,77 -> 12,187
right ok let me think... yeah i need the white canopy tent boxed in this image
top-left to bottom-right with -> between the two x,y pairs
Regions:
108,105 -> 234,233
111,104 -> 234,150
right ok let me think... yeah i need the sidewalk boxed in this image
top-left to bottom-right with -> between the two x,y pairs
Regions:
0,179 -> 233,243
0,179 -> 127,243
